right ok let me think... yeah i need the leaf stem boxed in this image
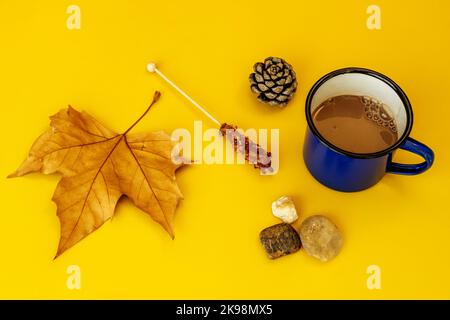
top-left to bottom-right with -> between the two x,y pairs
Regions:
123,91 -> 161,135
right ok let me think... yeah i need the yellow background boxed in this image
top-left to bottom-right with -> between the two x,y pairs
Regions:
0,0 -> 449,299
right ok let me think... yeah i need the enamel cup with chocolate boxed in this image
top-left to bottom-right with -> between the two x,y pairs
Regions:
303,68 -> 434,192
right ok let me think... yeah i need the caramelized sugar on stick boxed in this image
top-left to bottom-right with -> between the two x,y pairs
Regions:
219,123 -> 272,172
147,62 -> 273,173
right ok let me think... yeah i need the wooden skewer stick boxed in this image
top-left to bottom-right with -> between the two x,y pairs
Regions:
147,62 -> 272,172
146,63 -> 221,126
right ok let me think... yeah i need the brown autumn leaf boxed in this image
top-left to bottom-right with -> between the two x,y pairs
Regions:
8,91 -> 185,257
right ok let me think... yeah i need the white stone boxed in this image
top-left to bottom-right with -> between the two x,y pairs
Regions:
271,196 -> 298,223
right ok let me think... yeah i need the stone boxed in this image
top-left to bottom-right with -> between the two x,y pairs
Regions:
271,196 -> 298,223
259,223 -> 301,259
299,215 -> 343,262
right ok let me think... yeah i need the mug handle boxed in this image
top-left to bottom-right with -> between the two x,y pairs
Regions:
386,137 -> 434,175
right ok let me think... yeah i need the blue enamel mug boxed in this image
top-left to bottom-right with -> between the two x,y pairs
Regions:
303,67 -> 434,192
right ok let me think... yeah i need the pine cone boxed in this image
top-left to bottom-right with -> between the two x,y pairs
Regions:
249,57 -> 297,107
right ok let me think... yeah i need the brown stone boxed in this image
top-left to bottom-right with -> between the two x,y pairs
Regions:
259,223 -> 301,259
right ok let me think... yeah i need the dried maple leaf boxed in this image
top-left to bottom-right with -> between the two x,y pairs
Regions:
9,91 -> 185,257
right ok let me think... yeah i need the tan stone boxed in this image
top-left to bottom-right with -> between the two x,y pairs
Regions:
299,215 -> 343,262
